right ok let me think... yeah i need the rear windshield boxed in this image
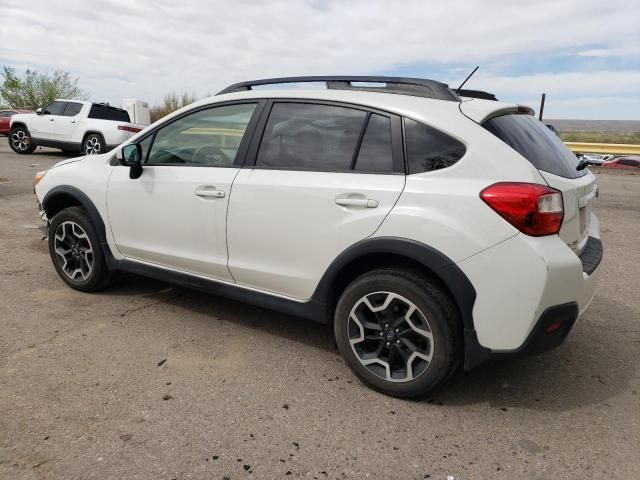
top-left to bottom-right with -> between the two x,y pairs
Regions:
484,114 -> 586,179
88,104 -> 130,122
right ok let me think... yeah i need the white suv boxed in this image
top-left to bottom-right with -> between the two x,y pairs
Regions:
33,76 -> 603,398
9,100 -> 142,155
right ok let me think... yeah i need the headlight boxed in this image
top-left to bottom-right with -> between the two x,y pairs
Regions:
33,170 -> 47,189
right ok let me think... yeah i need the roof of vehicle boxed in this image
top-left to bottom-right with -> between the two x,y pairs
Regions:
208,76 -> 520,126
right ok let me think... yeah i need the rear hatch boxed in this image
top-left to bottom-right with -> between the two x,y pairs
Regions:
482,112 -> 597,254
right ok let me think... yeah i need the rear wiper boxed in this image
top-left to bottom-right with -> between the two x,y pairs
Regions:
576,159 -> 597,171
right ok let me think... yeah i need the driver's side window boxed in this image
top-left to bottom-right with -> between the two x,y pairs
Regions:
145,103 -> 257,167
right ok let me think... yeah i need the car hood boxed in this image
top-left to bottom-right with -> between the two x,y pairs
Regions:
51,156 -> 85,169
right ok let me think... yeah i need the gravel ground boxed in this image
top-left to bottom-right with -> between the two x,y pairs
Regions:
1,143 -> 639,480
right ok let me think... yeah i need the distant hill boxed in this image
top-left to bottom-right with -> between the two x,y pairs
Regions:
546,119 -> 640,133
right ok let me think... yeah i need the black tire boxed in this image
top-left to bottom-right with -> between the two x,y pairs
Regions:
82,133 -> 105,155
8,126 -> 37,154
334,268 -> 462,398
48,206 -> 115,292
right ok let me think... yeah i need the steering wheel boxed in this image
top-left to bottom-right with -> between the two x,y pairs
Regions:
193,145 -> 229,166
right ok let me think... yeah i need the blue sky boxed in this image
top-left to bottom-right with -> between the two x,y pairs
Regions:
1,0 -> 639,119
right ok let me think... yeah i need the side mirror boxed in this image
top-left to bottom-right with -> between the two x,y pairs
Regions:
120,144 -> 143,179
36,108 -> 43,115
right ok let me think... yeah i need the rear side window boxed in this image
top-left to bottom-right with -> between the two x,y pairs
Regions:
404,119 -> 466,174
63,102 -> 83,117
0,111 -> 16,117
354,114 -> 394,173
257,103 -> 366,171
484,114 -> 586,179
88,104 -> 131,122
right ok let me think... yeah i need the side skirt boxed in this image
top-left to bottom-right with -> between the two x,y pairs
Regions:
118,259 -> 329,324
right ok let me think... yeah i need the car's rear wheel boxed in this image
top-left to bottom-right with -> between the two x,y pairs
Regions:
48,206 -> 115,292
334,268 -> 462,398
82,133 -> 105,155
8,126 -> 37,154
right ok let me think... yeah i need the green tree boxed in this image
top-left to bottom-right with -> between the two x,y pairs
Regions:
150,91 -> 199,123
0,66 -> 88,110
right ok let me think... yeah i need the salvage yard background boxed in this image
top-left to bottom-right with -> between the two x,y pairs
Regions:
1,143 -> 639,479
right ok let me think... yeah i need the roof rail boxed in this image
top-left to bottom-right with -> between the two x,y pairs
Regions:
457,89 -> 498,101
217,76 -> 461,101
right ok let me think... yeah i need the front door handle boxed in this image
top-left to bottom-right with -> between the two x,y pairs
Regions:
49,118 -> 55,121
194,188 -> 225,199
335,197 -> 379,208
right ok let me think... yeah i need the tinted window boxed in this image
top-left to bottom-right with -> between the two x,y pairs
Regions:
88,104 -> 130,122
405,119 -> 466,174
484,114 -> 586,179
43,101 -> 67,116
146,103 -> 257,166
0,111 -> 16,118
63,102 -> 83,117
354,114 -> 393,173
256,103 -> 366,171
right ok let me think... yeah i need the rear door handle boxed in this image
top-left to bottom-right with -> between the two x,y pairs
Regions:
194,187 -> 225,199
335,197 -> 379,208
49,118 -> 55,121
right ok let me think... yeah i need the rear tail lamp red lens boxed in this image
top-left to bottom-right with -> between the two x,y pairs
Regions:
118,125 -> 142,133
480,182 -> 564,236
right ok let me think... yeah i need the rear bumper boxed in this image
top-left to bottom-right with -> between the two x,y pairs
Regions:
459,212 -> 602,368
489,302 -> 578,359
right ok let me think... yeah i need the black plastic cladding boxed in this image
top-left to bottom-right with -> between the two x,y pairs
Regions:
217,76 -> 461,102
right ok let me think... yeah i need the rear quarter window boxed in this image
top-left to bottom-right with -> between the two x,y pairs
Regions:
88,104 -> 131,122
484,114 -> 586,179
404,119 -> 466,174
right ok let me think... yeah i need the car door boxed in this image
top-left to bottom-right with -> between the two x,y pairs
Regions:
57,101 -> 84,139
106,101 -> 263,280
30,101 -> 68,139
227,100 -> 406,300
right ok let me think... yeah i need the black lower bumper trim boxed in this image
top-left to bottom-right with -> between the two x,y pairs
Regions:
490,302 -> 578,359
579,236 -> 603,275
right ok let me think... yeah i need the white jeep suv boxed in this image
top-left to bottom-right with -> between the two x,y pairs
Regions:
33,76 -> 603,398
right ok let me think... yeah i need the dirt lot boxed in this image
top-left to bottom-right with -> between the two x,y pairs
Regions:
1,143 -> 639,480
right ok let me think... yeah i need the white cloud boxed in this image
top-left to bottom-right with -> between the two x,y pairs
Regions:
0,0 -> 638,118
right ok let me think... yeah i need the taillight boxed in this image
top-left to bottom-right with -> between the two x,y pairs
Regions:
118,125 -> 142,133
480,182 -> 564,236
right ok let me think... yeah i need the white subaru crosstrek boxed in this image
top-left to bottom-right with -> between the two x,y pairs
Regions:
33,76 -> 603,398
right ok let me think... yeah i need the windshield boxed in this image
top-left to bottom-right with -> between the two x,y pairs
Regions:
484,114 -> 586,179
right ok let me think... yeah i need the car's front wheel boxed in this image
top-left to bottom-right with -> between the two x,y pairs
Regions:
82,133 -> 105,155
48,206 -> 115,292
8,126 -> 37,154
334,268 -> 462,398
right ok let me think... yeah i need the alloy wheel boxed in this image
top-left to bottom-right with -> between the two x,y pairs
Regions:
348,291 -> 434,382
53,221 -> 94,281
84,136 -> 102,155
10,129 -> 30,152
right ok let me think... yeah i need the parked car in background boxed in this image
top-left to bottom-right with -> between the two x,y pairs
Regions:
0,109 -> 32,135
32,76 -> 603,398
602,156 -> 640,169
8,100 -> 144,155
577,153 -> 611,166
